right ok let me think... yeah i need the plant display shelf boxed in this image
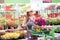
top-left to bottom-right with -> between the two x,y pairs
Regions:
30,26 -> 57,40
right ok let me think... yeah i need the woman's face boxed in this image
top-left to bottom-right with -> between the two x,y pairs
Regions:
29,11 -> 33,16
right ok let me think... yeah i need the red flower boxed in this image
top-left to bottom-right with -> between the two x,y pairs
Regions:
8,21 -> 14,26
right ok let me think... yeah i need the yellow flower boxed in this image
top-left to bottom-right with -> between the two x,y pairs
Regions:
36,27 -> 41,32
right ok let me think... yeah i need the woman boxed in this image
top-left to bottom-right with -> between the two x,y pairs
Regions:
35,11 -> 46,26
22,11 -> 36,30
22,11 -> 38,40
34,11 -> 40,20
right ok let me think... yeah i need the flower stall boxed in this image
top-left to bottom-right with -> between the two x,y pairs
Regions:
0,3 -> 60,40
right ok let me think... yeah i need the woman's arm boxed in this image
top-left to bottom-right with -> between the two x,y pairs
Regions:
22,17 -> 27,26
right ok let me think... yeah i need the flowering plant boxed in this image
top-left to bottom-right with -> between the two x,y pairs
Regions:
42,25 -> 54,35
35,18 -> 46,26
34,25 -> 52,34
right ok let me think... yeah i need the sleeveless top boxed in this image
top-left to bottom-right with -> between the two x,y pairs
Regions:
26,16 -> 36,26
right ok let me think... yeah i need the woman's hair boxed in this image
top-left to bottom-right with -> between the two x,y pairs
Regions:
26,11 -> 33,23
27,12 -> 30,17
26,12 -> 30,23
36,11 -> 38,14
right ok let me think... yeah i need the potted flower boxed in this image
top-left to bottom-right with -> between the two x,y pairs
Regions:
41,25 -> 52,35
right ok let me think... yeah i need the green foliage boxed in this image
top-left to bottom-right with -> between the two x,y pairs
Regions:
19,19 -> 23,24
55,27 -> 60,33
46,19 -> 60,25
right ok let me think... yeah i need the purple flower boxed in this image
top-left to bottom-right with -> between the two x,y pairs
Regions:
35,18 -> 46,26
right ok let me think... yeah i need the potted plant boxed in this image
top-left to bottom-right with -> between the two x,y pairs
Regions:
55,27 -> 60,33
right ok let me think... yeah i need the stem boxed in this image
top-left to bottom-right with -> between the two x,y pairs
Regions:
45,34 -> 47,40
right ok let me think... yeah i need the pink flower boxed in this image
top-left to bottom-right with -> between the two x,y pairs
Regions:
45,0 -> 51,2
41,25 -> 46,30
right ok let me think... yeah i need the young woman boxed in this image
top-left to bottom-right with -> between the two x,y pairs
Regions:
22,11 -> 36,30
35,11 -> 46,26
34,11 -> 40,20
